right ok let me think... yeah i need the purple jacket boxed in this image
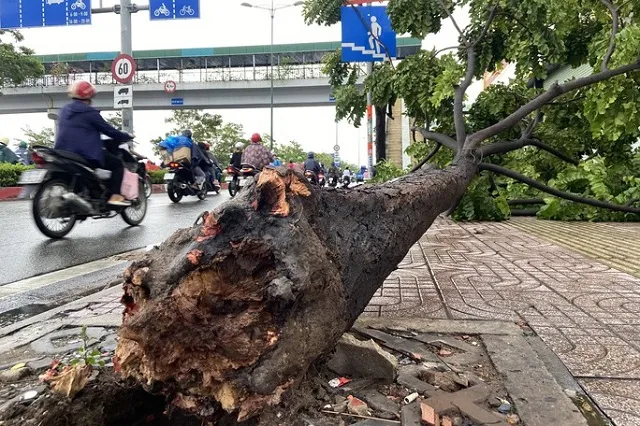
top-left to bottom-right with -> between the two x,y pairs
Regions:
55,100 -> 131,165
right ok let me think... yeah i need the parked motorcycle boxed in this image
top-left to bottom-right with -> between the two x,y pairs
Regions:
17,144 -> 147,239
163,160 -> 213,203
226,164 -> 258,198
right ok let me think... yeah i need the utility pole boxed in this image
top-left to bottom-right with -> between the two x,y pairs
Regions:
269,1 -> 274,150
120,0 -> 134,133
366,2 -> 374,174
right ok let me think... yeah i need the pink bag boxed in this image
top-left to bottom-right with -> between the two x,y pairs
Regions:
121,169 -> 139,200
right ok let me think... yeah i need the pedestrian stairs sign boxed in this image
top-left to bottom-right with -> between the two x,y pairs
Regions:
341,5 -> 396,63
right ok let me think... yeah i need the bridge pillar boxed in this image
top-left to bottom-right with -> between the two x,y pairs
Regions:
47,108 -> 59,137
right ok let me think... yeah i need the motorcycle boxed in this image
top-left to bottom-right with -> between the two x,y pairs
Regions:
342,175 -> 352,188
304,170 -> 326,186
131,155 -> 152,199
163,160 -> 213,203
327,174 -> 339,188
226,164 -> 258,198
17,143 -> 147,239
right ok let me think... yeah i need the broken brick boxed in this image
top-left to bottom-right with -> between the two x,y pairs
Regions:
421,402 -> 439,426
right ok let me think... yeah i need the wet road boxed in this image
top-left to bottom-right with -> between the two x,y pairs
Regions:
0,193 -> 230,285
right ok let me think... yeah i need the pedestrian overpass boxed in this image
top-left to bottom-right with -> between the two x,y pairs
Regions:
0,37 -> 421,115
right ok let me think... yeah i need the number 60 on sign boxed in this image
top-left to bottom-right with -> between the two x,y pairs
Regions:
111,53 -> 137,84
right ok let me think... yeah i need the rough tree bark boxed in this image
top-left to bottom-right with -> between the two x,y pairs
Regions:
114,160 -> 476,422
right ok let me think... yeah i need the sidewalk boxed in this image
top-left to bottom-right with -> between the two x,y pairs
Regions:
1,217 -> 639,424
365,218 -> 640,426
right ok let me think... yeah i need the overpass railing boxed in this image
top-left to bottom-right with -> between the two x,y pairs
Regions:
14,62 -> 361,88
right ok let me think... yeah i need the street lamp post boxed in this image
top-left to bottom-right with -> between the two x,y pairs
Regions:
241,1 -> 304,150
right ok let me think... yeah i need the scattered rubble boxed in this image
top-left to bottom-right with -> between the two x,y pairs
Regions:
328,333 -> 398,383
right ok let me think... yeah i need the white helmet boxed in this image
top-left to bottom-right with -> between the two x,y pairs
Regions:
235,142 -> 244,149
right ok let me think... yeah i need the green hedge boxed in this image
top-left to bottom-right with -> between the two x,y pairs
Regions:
148,169 -> 166,184
0,163 -> 34,187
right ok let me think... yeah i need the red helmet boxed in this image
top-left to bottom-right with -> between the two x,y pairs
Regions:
68,80 -> 96,100
250,133 -> 262,143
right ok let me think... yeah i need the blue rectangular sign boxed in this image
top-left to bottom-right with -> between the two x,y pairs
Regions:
341,5 -> 396,63
171,98 -> 184,106
0,0 -> 92,29
150,0 -> 199,20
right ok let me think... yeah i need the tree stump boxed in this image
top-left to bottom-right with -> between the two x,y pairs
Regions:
115,163 -> 475,421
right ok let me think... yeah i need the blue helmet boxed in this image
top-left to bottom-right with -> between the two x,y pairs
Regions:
307,152 -> 315,159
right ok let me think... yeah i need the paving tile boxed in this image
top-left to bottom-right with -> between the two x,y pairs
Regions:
579,379 -> 640,426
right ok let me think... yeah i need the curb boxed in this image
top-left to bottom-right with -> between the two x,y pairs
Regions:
0,182 -> 230,201
0,187 -> 22,201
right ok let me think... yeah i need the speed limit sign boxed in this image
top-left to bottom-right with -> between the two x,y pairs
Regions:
111,54 -> 136,84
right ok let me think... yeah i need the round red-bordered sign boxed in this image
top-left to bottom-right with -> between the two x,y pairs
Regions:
111,54 -> 136,84
164,80 -> 177,94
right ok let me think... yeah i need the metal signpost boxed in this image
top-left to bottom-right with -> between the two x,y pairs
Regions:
0,0 -> 92,29
340,4 -> 396,172
149,0 -> 200,20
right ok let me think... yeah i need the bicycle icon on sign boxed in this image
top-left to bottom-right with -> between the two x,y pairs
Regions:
70,0 -> 86,10
179,5 -> 195,16
154,3 -> 170,17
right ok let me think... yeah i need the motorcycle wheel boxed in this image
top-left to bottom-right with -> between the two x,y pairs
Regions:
122,182 -> 148,226
228,181 -> 238,198
144,176 -> 152,199
167,182 -> 183,203
197,185 -> 208,201
32,180 -> 77,239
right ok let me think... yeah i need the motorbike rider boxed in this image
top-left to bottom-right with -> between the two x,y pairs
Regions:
230,142 -> 244,169
303,152 -> 322,176
198,142 -> 222,184
241,133 -> 274,170
55,80 -> 134,206
181,129 -> 208,190
15,141 -> 31,165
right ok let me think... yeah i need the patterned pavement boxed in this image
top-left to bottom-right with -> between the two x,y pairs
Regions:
366,218 -> 640,426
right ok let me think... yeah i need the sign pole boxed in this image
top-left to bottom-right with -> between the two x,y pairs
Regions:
366,2 -> 374,174
367,61 -> 373,174
120,0 -> 134,133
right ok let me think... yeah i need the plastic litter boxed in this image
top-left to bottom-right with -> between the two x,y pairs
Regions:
328,377 -> 351,388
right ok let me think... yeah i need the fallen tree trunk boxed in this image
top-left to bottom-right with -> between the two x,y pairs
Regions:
115,159 -> 476,422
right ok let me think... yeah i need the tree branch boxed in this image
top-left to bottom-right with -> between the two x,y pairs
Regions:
412,127 -> 458,151
600,0 -> 619,71
479,163 -> 640,214
471,3 -> 499,47
436,0 -> 469,46
455,47 -> 476,149
410,143 -> 441,173
434,45 -> 462,56
479,137 -> 579,165
467,59 -> 640,146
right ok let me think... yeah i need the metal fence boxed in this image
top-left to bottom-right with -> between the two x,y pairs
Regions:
14,63 -> 339,88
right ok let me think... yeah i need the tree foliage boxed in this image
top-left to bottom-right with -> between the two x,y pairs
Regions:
0,30 -> 44,88
21,126 -> 54,148
310,0 -> 640,221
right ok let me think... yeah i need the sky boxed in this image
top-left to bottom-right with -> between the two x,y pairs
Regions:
0,0 -> 472,164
